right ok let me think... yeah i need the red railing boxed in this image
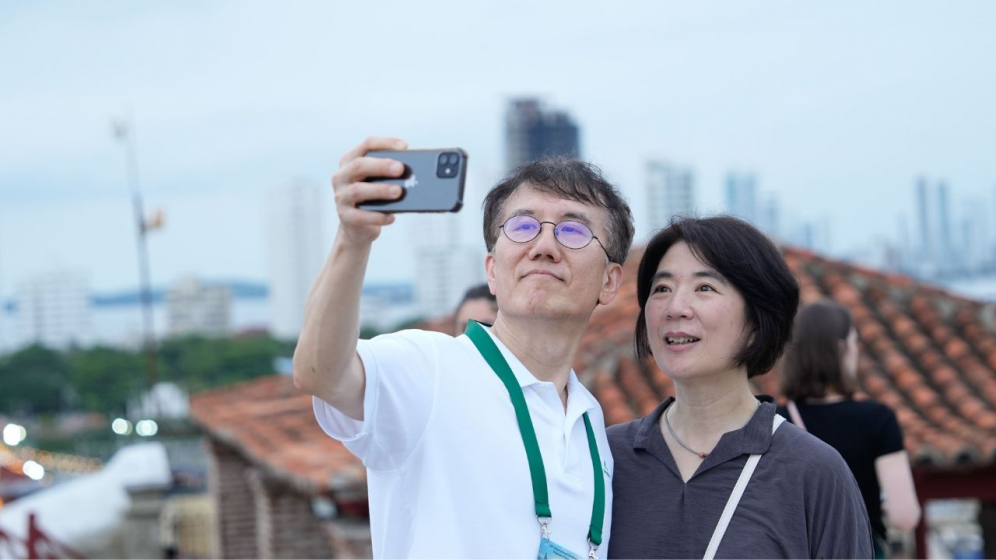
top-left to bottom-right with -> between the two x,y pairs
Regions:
0,513 -> 85,559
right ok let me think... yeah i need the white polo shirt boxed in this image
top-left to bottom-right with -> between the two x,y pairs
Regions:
314,327 -> 614,559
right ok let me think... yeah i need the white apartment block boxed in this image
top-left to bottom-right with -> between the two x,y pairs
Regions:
17,270 -> 90,350
166,277 -> 231,337
267,180 -> 327,340
725,172 -> 758,224
408,213 -> 485,319
646,161 -> 696,233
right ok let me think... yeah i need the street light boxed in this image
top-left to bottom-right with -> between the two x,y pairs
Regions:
111,113 -> 160,403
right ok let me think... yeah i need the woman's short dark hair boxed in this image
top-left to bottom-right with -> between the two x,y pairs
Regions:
482,157 -> 635,265
780,300 -> 857,400
634,216 -> 800,378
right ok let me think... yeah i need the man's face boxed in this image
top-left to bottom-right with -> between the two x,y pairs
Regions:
485,185 -> 623,323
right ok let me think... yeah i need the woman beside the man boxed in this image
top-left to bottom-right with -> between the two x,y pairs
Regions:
608,217 -> 873,559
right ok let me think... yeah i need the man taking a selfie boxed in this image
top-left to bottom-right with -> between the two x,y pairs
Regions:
294,136 -> 634,558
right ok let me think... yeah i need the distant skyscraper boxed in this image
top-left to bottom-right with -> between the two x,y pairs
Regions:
267,180 -> 327,340
646,161 -> 695,232
505,99 -> 580,172
758,195 -> 781,239
17,270 -> 90,350
166,277 -> 231,337
938,181 -> 955,268
961,198 -> 989,271
725,173 -> 757,224
914,176 -> 959,276
408,213 -> 485,319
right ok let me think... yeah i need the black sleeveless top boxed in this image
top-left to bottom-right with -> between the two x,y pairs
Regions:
777,399 -> 904,540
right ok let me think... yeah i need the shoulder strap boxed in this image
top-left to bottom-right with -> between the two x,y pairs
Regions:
703,414 -> 785,560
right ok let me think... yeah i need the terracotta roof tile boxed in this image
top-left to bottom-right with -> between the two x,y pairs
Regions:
190,375 -> 365,497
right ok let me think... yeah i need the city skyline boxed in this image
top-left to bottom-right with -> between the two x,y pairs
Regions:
3,2 -> 996,300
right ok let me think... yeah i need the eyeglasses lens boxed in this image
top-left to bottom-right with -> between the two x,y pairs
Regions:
503,216 -> 593,249
554,221 -> 592,249
504,215 -> 541,242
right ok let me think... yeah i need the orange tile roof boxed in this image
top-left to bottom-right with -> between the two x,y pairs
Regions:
190,375 -> 366,496
193,244 -> 996,496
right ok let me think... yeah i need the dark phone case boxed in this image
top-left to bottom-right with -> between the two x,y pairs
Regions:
357,149 -> 467,213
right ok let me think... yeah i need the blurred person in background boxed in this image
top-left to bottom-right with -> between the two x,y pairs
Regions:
294,137 -> 635,558
779,299 -> 921,558
608,217 -> 873,559
452,283 -> 498,334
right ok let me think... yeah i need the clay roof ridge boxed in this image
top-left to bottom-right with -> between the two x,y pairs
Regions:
785,246 -> 990,308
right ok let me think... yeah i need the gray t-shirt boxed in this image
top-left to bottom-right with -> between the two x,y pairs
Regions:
606,397 -> 873,559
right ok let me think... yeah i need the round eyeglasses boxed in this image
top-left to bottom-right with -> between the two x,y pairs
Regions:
500,215 -> 611,260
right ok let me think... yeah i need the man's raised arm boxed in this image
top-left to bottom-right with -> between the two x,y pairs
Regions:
292,137 -> 408,420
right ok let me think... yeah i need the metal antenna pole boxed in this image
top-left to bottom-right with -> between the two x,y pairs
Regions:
113,114 -> 159,401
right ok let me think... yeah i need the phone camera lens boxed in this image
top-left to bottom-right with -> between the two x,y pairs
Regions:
437,152 -> 460,178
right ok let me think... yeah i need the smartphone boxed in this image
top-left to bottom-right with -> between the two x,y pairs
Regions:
357,148 -> 468,213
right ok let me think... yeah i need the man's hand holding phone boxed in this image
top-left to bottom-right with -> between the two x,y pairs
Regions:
331,136 -> 410,245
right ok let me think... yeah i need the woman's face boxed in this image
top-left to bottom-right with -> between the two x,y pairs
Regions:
841,327 -> 859,380
645,242 -> 750,381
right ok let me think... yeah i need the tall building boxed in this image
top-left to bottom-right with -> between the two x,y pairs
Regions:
915,176 -> 934,265
505,99 -> 580,172
646,161 -> 695,232
758,195 -> 781,239
408,213 -> 486,319
937,181 -> 956,269
165,277 -> 231,337
725,173 -> 757,224
17,270 -> 90,350
961,198 -> 990,272
267,180 -> 327,340
914,177 -> 958,276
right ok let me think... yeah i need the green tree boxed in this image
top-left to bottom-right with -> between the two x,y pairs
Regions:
0,345 -> 72,414
68,346 -> 144,414
158,334 -> 291,392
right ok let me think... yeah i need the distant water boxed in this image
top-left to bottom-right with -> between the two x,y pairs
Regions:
0,297 -> 272,353
0,289 -> 419,354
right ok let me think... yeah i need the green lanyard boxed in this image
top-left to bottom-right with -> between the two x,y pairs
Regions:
465,320 -> 605,548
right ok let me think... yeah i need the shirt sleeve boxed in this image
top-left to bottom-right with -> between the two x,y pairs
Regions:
807,445 -> 875,559
875,404 -> 905,457
312,329 -> 444,472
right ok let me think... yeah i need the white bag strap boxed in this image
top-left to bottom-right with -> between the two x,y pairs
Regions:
786,400 -> 807,431
703,414 -> 785,560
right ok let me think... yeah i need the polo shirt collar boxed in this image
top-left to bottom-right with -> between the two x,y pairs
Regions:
480,324 -> 600,414
632,395 -> 778,479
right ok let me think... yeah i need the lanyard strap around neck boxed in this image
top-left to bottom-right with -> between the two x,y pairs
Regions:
465,320 -> 605,547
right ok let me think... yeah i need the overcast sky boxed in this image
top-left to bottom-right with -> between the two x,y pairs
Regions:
2,1 -> 995,298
